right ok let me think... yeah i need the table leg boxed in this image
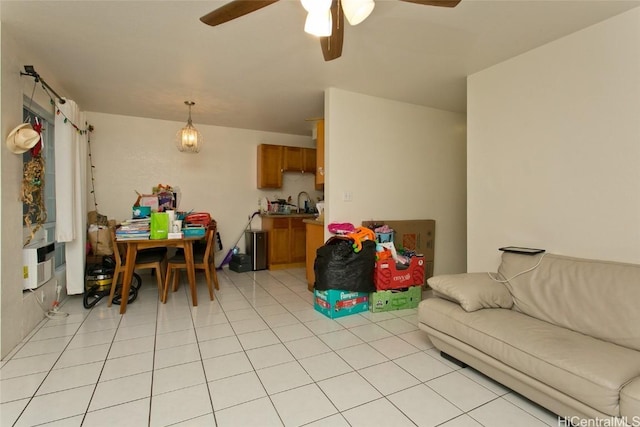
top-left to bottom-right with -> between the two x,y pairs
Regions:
185,241 -> 198,306
119,242 -> 138,314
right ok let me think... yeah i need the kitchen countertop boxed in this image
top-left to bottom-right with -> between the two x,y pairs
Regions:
303,218 -> 324,225
260,213 -> 317,219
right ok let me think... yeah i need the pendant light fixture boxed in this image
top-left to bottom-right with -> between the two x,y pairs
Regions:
176,101 -> 201,153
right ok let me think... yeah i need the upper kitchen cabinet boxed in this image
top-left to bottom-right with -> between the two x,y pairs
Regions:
282,146 -> 303,172
303,148 -> 316,173
257,144 -> 283,189
283,146 -> 316,173
315,120 -> 325,187
258,143 -> 317,189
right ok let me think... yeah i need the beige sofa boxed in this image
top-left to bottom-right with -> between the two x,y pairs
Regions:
418,252 -> 640,424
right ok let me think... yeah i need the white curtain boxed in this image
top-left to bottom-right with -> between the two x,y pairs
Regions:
54,99 -> 87,295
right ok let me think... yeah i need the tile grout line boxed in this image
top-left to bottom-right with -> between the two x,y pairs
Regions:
146,290 -> 163,427
79,302 -> 126,426
220,268 -> 295,425
216,269 -> 437,426
188,272 -> 220,426
3,268 -> 558,427
10,298 -> 114,425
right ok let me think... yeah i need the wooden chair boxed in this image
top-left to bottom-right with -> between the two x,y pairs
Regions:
194,221 -> 220,291
162,224 -> 219,304
108,227 -> 167,306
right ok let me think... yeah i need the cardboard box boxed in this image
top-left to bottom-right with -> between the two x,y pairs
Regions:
363,219 -> 435,286
369,286 -> 422,312
363,220 -> 435,260
314,289 -> 369,319
374,256 -> 425,291
424,261 -> 434,283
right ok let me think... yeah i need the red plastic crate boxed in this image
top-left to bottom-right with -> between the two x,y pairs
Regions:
374,256 -> 425,290
185,212 -> 211,227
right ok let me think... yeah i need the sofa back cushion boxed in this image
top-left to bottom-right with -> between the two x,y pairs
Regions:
499,252 -> 640,351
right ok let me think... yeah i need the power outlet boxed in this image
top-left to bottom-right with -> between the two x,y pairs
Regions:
343,191 -> 353,202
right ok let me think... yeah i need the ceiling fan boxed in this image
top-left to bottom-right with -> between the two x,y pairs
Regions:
200,0 -> 461,61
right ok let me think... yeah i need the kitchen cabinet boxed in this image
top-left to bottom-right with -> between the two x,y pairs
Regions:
302,148 -> 316,173
261,215 -> 309,270
315,120 -> 325,187
283,146 -> 303,172
305,219 -> 324,291
290,218 -> 306,263
283,146 -> 316,173
257,144 -> 316,189
267,219 -> 290,265
257,144 -> 283,189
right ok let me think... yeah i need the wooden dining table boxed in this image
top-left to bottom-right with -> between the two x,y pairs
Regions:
117,235 -> 202,314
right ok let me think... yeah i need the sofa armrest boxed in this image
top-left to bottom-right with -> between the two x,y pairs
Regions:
427,273 -> 513,312
621,375 -> 640,420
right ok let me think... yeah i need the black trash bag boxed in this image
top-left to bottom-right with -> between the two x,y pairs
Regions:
314,237 -> 376,292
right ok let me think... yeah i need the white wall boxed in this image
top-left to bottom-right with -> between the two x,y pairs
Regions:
467,8 -> 640,271
1,26 -> 69,359
325,88 -> 467,275
86,112 -> 323,255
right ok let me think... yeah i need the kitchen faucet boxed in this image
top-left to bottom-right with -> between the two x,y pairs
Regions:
297,191 -> 310,213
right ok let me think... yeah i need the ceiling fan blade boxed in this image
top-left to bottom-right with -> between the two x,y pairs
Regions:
200,0 -> 280,26
400,0 -> 461,7
320,0 -> 344,61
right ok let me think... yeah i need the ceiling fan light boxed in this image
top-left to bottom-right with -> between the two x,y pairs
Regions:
301,0 -> 332,13
342,0 -> 375,25
304,10 -> 332,37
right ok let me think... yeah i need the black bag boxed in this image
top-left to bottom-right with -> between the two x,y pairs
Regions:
314,237 -> 376,292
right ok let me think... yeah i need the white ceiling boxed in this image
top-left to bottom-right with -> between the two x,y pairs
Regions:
2,0 -> 638,136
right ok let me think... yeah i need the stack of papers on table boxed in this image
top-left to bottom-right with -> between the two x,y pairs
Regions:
116,218 -> 150,240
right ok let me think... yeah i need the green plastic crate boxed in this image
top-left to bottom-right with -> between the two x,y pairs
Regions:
369,286 -> 422,312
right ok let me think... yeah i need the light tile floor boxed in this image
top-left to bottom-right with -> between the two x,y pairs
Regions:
1,267 -> 560,427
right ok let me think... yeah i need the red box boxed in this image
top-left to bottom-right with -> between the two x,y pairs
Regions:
374,256 -> 425,290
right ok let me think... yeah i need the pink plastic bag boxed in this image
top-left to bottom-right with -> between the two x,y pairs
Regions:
327,222 -> 355,235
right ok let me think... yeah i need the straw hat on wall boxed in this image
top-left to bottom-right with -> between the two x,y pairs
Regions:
6,123 -> 40,154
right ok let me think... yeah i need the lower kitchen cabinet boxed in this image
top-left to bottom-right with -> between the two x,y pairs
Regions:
290,219 -> 306,264
261,216 -> 308,270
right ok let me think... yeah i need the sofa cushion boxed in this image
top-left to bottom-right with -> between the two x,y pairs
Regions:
499,253 -> 640,351
419,297 -> 640,416
428,273 -> 513,312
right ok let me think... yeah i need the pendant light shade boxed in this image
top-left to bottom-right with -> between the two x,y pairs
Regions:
342,0 -> 375,25
176,101 -> 201,153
